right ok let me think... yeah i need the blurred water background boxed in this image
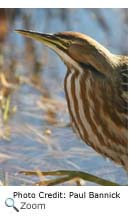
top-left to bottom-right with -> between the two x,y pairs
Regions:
0,8 -> 128,185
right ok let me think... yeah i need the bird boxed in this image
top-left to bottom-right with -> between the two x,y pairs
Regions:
15,30 -> 128,171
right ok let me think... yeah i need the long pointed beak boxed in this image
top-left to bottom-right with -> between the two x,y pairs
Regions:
15,29 -> 59,48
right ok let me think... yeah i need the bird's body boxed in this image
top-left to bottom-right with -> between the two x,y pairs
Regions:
65,59 -> 127,170
16,30 -> 128,170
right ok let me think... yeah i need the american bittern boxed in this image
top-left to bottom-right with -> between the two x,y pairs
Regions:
16,30 -> 128,171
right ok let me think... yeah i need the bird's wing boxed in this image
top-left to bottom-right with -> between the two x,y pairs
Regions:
120,65 -> 128,112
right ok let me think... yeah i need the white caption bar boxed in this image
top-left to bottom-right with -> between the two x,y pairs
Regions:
0,186 -> 128,216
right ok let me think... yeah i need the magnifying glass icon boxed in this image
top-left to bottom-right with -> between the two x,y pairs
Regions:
5,198 -> 19,212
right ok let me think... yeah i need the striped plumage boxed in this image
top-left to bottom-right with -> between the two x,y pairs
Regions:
65,60 -> 127,170
16,30 -> 128,170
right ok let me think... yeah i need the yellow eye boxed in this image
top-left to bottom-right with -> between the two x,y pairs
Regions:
65,41 -> 71,47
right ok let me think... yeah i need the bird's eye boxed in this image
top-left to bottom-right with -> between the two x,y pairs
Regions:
65,41 -> 71,47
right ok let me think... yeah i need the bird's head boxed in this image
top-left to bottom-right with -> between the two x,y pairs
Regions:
15,30 -> 119,75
